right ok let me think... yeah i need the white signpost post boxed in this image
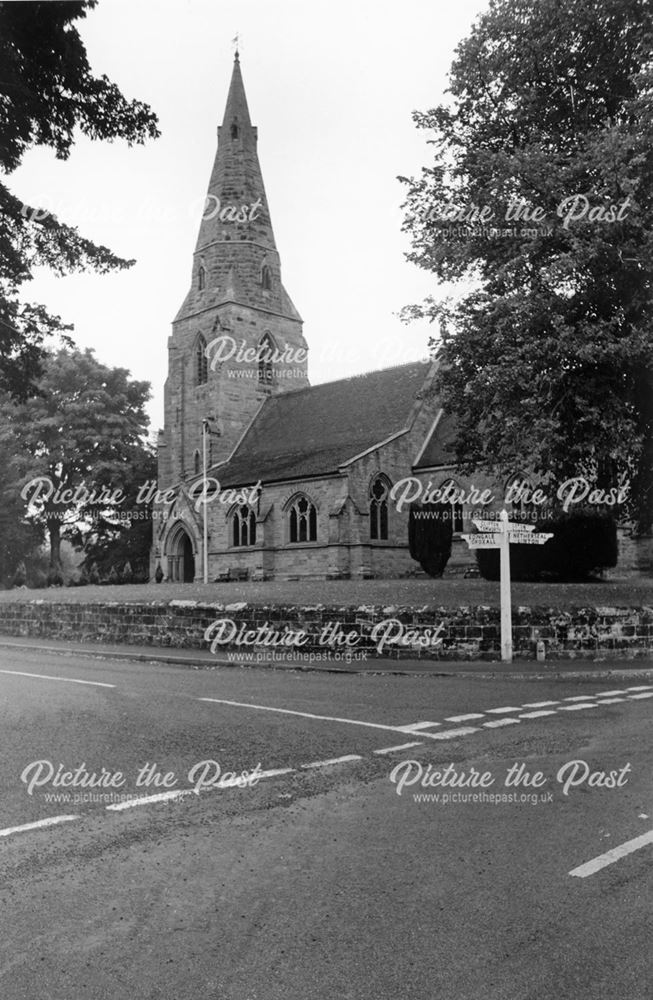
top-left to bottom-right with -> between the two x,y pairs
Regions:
461,510 -> 553,663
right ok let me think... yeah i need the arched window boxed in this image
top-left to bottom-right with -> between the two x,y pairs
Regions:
288,495 -> 317,543
198,265 -> 205,291
193,450 -> 201,475
261,264 -> 272,289
257,332 -> 275,387
196,334 -> 208,385
370,475 -> 390,540
439,478 -> 464,533
232,505 -> 256,547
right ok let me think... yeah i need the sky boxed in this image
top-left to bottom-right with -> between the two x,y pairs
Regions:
10,0 -> 489,434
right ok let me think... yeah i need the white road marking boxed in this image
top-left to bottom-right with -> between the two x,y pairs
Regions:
0,669 -> 114,688
485,706 -> 523,714
521,701 -> 560,708
569,829 -> 653,878
594,690 -> 628,696
428,726 -> 479,740
199,697 -> 410,735
445,713 -> 485,722
301,755 -> 362,769
483,718 -> 520,728
564,695 -> 598,701
628,692 -> 653,700
107,790 -> 190,811
626,686 -> 653,692
558,703 -> 598,711
598,698 -> 625,705
396,721 -> 442,731
0,814 -> 79,837
519,710 -> 558,719
373,742 -> 424,755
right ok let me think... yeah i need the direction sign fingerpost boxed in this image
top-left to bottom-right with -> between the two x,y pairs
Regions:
460,509 -> 553,663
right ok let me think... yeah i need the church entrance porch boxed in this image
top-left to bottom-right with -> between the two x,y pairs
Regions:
167,524 -> 196,582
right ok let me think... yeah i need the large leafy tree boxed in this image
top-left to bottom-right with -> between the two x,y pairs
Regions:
0,1 -> 159,398
400,0 -> 653,532
0,347 -> 152,570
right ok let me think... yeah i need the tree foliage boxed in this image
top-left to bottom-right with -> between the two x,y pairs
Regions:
0,1 -> 159,398
0,347 -> 152,570
400,0 -> 653,532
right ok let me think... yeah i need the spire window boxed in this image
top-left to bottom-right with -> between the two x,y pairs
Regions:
196,334 -> 208,385
261,265 -> 272,290
230,121 -> 239,139
198,265 -> 205,291
258,332 -> 275,388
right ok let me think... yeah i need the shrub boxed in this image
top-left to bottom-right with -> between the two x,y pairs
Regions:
12,560 -> 27,588
476,511 -> 618,582
30,568 -> 48,589
88,563 -> 100,586
107,565 -> 120,585
47,566 -> 64,587
121,560 -> 134,584
408,503 -> 453,578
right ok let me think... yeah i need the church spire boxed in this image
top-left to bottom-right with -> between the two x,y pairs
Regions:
194,52 -> 277,255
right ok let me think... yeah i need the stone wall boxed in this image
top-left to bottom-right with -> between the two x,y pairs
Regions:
0,600 -> 651,661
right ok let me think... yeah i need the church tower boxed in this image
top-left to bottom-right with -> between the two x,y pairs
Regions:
157,52 -> 309,489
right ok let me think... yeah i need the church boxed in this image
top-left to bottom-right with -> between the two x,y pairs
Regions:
150,53 -> 478,583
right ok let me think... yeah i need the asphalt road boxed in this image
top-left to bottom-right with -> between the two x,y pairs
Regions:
0,646 -> 651,1000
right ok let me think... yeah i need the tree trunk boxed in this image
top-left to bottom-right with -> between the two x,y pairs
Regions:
47,518 -> 62,569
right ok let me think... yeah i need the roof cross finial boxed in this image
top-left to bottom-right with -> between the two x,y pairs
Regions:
232,33 -> 241,60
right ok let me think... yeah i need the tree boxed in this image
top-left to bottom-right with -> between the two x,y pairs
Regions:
0,347 -> 152,570
0,1 -> 159,399
400,0 -> 653,532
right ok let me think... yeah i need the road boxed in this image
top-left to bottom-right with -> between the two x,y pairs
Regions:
0,645 -> 651,1000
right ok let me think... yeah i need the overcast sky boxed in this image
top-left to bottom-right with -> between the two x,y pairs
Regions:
11,0 -> 488,432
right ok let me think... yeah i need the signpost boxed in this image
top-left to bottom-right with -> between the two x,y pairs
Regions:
461,510 -> 553,663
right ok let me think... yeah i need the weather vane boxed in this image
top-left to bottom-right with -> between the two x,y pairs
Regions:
232,33 -> 241,59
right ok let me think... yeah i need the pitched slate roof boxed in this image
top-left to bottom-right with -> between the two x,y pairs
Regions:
413,408 -> 457,469
213,360 -> 432,487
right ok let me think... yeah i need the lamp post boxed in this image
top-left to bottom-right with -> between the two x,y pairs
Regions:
202,419 -> 209,584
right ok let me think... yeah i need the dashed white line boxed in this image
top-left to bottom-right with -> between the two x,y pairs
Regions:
429,726 -> 479,740
483,718 -> 520,728
0,669 -> 114,688
558,703 -> 598,711
569,829 -> 653,878
564,695 -> 598,702
485,707 -> 523,714
626,686 -> 653,692
594,690 -> 628,697
0,814 -> 79,837
596,697 -> 625,705
521,701 -> 560,708
373,742 -> 424,755
301,755 -> 362,769
445,713 -> 486,722
519,710 -> 558,719
628,692 -> 653,700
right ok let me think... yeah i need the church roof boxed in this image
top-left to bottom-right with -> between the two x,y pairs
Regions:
212,360 -> 433,486
413,408 -> 457,468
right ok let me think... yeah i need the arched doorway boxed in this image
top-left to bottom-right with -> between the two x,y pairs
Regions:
168,524 -> 196,582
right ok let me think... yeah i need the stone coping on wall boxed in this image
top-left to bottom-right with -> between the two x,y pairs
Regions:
0,599 -> 651,661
